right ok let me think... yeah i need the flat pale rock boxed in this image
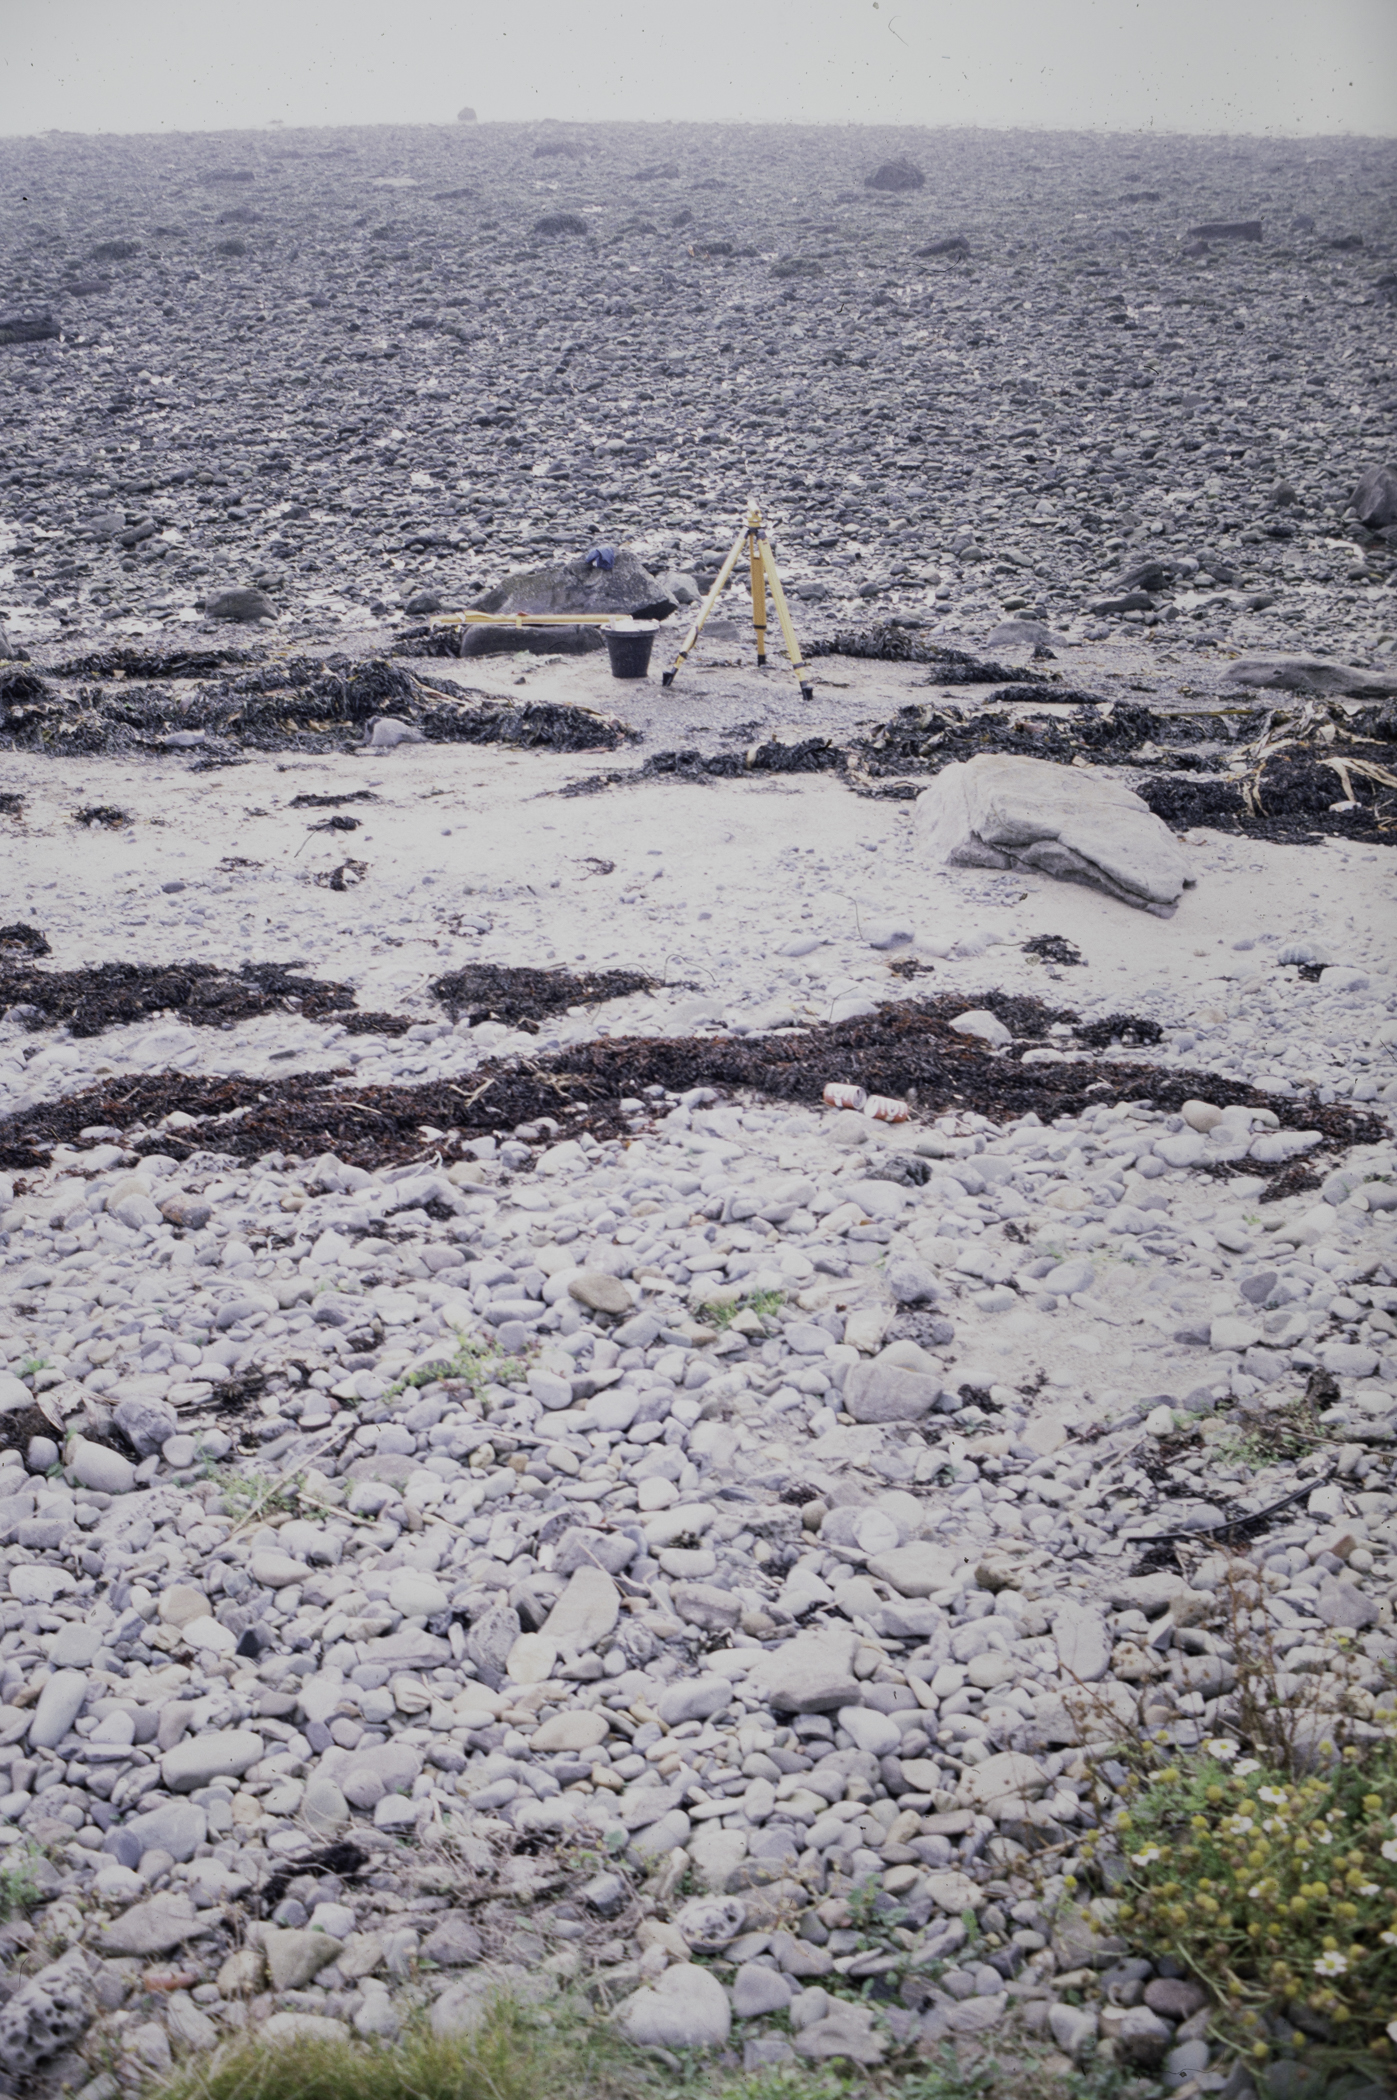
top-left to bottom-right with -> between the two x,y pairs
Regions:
507,1632 -> 559,1683
1052,1604 -> 1111,1683
530,1709 -> 609,1752
748,1628 -> 862,1714
161,1729 -> 263,1792
263,1928 -> 341,1992
261,2014 -> 350,2046
542,1564 -> 620,1648
100,1894 -> 217,1957
568,1271 -> 632,1314
866,1541 -> 961,1596
387,1570 -> 449,1616
961,1750 -> 1047,1813
842,1360 -> 941,1424
250,1550 -> 312,1589
916,753 -> 1190,916
793,2004 -> 887,2065
158,1583 -> 211,1628
923,1869 -> 984,1913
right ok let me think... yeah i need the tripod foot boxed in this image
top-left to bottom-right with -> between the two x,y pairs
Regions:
800,683 -> 814,701
661,669 -> 675,687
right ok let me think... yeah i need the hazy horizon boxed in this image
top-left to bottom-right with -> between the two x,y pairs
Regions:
4,0 -> 1395,141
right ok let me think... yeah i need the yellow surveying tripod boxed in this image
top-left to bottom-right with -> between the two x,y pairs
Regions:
662,500 -> 814,701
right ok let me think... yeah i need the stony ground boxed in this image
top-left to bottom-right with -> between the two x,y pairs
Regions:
0,115 -> 1395,2100
0,120 -> 1395,656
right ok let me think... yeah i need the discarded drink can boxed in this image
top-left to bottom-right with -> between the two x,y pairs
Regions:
823,1083 -> 867,1110
864,1094 -> 910,1122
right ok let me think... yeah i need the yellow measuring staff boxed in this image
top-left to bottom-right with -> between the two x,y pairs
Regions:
662,500 -> 813,701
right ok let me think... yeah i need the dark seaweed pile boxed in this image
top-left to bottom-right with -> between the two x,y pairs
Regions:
428,963 -> 657,1029
1,991 -> 1380,1174
1023,934 -> 1085,968
1138,744 -> 1397,843
0,654 -> 636,757
0,959 -> 410,1038
808,624 -> 1051,682
54,646 -> 251,680
0,924 -> 49,956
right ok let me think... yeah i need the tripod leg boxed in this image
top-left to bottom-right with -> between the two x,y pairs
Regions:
761,543 -> 814,701
661,520 -> 746,689
749,528 -> 768,667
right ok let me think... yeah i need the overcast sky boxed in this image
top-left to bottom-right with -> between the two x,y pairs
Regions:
2,0 -> 1394,138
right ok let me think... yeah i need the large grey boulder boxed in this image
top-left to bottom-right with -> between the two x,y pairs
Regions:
1228,653 -> 1397,698
614,1962 -> 731,2049
1351,463 -> 1397,531
461,548 -> 674,656
915,754 -> 1191,916
0,1950 -> 94,2077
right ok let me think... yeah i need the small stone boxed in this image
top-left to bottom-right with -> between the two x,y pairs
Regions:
732,1963 -> 794,2018
249,1549 -> 312,1589
263,1928 -> 342,1992
792,2004 -> 887,2065
962,1750 -> 1046,1814
161,1728 -> 264,1792
580,1873 -> 628,1915
836,1705 -> 901,1756
120,1801 -> 206,1863
866,1541 -> 960,1596
1112,2005 -> 1174,2068
465,1602 -> 522,1678
615,1962 -> 732,2050
1315,1577 -> 1378,1630
217,1948 -> 264,1997
28,1669 -> 88,1749
672,1580 -> 741,1631
542,1564 -> 620,1649
654,1673 -> 734,1726
1165,2038 -> 1211,2085
100,1894 -> 210,1958
113,1393 -> 178,1456
302,1771 -> 350,1837
842,1361 -> 941,1423
530,1709 -> 609,1752
950,1009 -> 1012,1048
922,1870 -> 983,1914
1053,1605 -> 1111,1683
1049,2003 -> 1099,2060
387,1569 -> 449,1616
748,1628 -> 861,1713
165,1993 -> 219,2053
159,1584 -> 212,1628
128,2022 -> 173,2074
421,1914 -> 484,1967
66,1435 -> 134,1495
1144,1978 -> 1207,2020
262,2014 -> 351,2046
568,1271 -> 632,1315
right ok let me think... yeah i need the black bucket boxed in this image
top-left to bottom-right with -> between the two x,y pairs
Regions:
603,620 -> 658,679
